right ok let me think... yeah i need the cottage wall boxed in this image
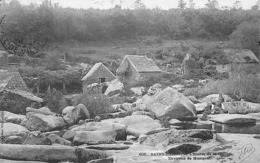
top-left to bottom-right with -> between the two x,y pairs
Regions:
216,65 -> 231,73
83,66 -> 116,86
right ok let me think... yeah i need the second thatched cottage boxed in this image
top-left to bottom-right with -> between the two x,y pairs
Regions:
216,49 -> 259,75
116,55 -> 162,86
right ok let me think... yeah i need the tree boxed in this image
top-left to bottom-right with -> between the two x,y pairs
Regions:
133,0 -> 146,9
251,0 -> 260,11
178,0 -> 186,10
233,0 -> 241,10
205,0 -> 219,9
188,0 -> 195,9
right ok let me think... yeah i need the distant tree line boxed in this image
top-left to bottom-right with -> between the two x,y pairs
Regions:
0,0 -> 259,55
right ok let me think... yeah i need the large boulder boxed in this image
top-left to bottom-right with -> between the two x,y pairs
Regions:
73,130 -> 117,145
200,94 -> 233,104
0,144 -> 78,162
144,87 -> 196,120
222,101 -> 260,114
70,121 -> 127,141
62,104 -> 90,125
209,114 -> 256,125
104,79 -> 124,97
102,115 -> 162,137
22,112 -> 66,132
0,111 -> 26,124
0,123 -> 29,137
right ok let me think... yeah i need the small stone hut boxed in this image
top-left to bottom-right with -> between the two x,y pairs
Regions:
82,62 -> 116,86
116,55 -> 162,86
216,49 -> 259,75
0,67 -> 43,114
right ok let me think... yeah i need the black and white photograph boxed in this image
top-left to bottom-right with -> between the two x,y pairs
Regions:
0,0 -> 260,162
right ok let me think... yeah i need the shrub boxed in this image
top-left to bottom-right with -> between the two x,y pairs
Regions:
43,89 -> 64,114
45,55 -> 66,71
75,92 -> 112,118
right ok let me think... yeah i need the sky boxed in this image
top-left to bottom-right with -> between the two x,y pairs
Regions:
18,0 -> 259,10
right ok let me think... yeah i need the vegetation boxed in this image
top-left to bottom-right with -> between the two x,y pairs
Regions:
43,89 -> 64,114
0,0 -> 259,57
75,92 -> 113,118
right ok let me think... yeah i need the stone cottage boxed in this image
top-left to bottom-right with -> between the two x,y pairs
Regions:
82,62 -> 116,85
216,49 -> 259,75
0,66 -> 43,114
116,55 -> 162,86
82,62 -> 116,94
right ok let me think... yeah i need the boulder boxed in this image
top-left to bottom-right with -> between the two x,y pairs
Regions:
24,112 -> 66,132
104,79 -> 124,97
195,102 -> 208,113
130,86 -> 146,96
62,130 -> 76,141
5,136 -> 23,144
73,130 -> 117,145
62,104 -> 90,125
121,103 -> 133,112
144,87 -> 196,120
71,121 -> 127,141
26,107 -> 55,115
143,129 -> 214,147
209,114 -> 256,125
222,101 -> 260,114
102,115 -> 162,137
165,144 -> 201,155
147,83 -> 162,96
0,123 -> 29,137
200,94 -> 233,104
47,134 -> 71,146
23,132 -> 51,145
76,148 -> 109,163
0,111 -> 26,124
187,96 -> 200,104
0,144 -> 78,162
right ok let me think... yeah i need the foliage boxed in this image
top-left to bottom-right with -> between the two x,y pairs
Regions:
75,92 -> 112,118
45,55 -> 66,71
230,21 -> 260,57
184,68 -> 260,102
0,1 -> 259,42
43,89 -> 64,114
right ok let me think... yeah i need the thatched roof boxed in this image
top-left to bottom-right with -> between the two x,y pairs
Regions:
120,55 -> 162,73
222,49 -> 259,64
0,69 -> 43,102
4,89 -> 43,103
82,62 -> 116,81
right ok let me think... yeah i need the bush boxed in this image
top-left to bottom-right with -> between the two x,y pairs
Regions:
43,89 -> 64,114
75,93 -> 112,118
